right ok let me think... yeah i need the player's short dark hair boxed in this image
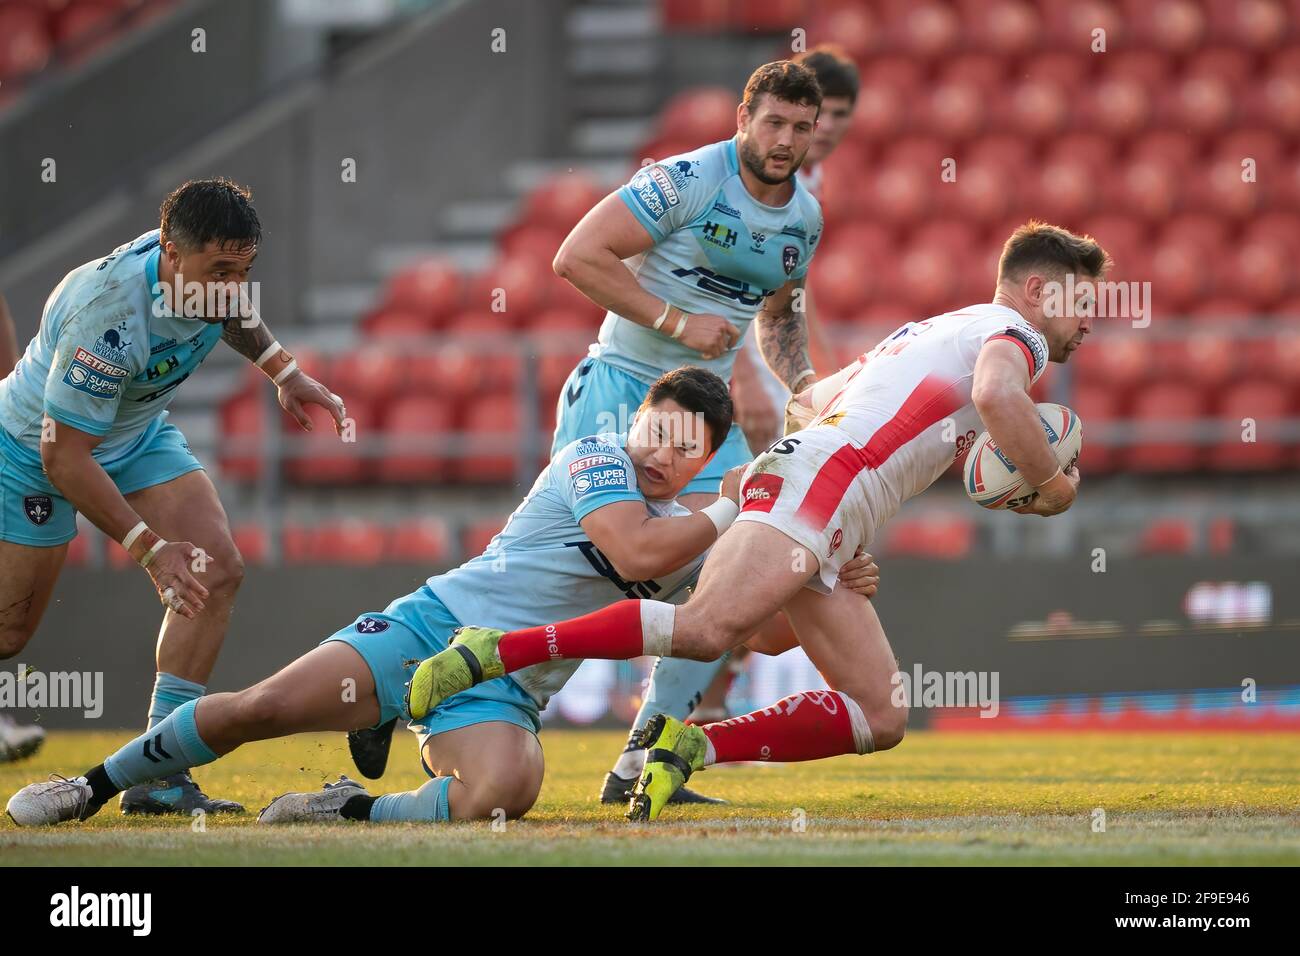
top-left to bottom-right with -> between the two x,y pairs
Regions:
794,46 -> 859,104
998,221 -> 1112,284
641,366 -> 734,455
742,60 -> 822,115
159,178 -> 262,254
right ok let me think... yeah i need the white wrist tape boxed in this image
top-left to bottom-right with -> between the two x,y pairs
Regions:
121,520 -> 149,552
139,537 -> 167,569
701,496 -> 740,537
255,341 -> 283,368
671,312 -> 689,340
792,368 -> 817,391
272,359 -> 300,385
652,302 -> 671,331
1034,467 -> 1064,489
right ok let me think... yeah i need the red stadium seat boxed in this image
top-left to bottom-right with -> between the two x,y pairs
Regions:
313,520 -> 389,565
809,5 -> 878,61
1211,0 -> 1288,50
1127,129 -> 1199,172
65,528 -> 92,568
882,515 -> 974,559
520,174 -> 605,234
1001,79 -> 1071,138
499,223 -> 567,266
460,393 -> 520,483
656,88 -> 736,143
464,255 -> 552,325
377,395 -> 456,483
330,346 -> 406,405
1136,0 -> 1207,54
1072,334 -> 1147,390
529,309 -> 595,398
924,82 -> 986,141
1041,0 -> 1125,49
1164,74 -> 1236,135
1082,77 -> 1151,139
1150,237 -> 1211,313
1044,133 -> 1116,173
382,258 -> 462,325
362,308 -> 436,339
1208,380 -> 1292,471
1021,52 -> 1091,93
1185,47 -> 1258,89
1222,239 -> 1292,309
968,0 -> 1039,54
863,164 -> 932,225
938,53 -> 1006,93
284,398 -> 375,486
811,245 -> 876,316
0,3 -> 51,79
964,133 -> 1033,171
1072,383 -> 1121,474
389,517 -> 452,564
845,84 -> 906,144
280,522 -> 316,565
1126,382 -> 1206,472
1030,159 -> 1093,224
230,523 -> 268,566
898,3 -> 961,58
731,0 -> 809,30
54,0 -> 126,63
944,160 -> 1013,224
1138,517 -> 1195,554
218,390 -> 263,482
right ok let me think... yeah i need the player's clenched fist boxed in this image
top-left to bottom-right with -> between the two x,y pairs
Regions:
678,313 -> 740,360
278,369 -> 348,436
837,547 -> 880,599
145,541 -> 210,619
719,463 -> 747,504
1013,465 -> 1080,517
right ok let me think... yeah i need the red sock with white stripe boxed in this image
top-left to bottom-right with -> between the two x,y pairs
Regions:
497,599 -> 676,674
700,690 -> 874,765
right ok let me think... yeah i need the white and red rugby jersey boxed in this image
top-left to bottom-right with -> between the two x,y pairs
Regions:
797,303 -> 1050,532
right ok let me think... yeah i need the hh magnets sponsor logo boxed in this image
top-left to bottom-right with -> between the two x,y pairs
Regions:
741,472 -> 783,513
782,245 -> 800,276
701,220 -> 738,251
569,454 -> 624,475
143,354 -> 181,381
355,617 -> 388,634
24,495 -> 53,525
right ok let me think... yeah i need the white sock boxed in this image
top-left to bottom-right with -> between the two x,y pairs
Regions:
639,600 -> 675,657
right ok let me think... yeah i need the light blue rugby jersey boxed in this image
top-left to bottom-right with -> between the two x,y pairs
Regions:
592,136 -> 824,384
0,230 -> 225,465
430,432 -> 706,709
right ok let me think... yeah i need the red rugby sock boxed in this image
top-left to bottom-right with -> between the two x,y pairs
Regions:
701,691 -> 868,764
498,600 -> 660,673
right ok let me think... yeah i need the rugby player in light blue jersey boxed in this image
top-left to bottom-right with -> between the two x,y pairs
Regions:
548,61 -> 830,805
0,179 -> 346,814
7,368 -> 880,826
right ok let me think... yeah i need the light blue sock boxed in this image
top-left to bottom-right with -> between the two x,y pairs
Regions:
369,776 -> 453,823
104,698 -> 218,791
148,672 -> 206,729
632,652 -> 731,732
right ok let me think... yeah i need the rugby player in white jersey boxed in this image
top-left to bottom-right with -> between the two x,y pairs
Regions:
0,180 -> 346,811
403,221 -> 1109,819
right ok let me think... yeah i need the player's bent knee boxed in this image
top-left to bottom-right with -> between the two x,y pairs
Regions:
202,541 -> 245,594
454,776 -> 538,821
234,685 -> 290,733
865,701 -> 908,752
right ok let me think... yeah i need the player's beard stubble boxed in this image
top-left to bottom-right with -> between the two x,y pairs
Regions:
738,134 -> 805,186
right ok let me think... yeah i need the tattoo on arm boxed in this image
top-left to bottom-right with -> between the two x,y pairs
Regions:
755,280 -> 812,391
221,314 -> 275,363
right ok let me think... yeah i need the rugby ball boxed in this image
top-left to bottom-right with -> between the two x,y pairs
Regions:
964,403 -> 1082,510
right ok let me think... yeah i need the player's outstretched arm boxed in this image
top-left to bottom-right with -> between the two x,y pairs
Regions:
579,470 -> 742,582
221,310 -> 347,436
971,339 -> 1078,516
40,419 -> 210,617
754,276 -> 815,392
553,193 -> 739,360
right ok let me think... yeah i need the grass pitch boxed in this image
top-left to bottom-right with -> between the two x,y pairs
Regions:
2,729 -> 1298,865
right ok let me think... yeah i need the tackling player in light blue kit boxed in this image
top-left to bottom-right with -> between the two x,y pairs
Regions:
551,59 -> 824,503
7,368 -> 881,826
0,179 -> 347,814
